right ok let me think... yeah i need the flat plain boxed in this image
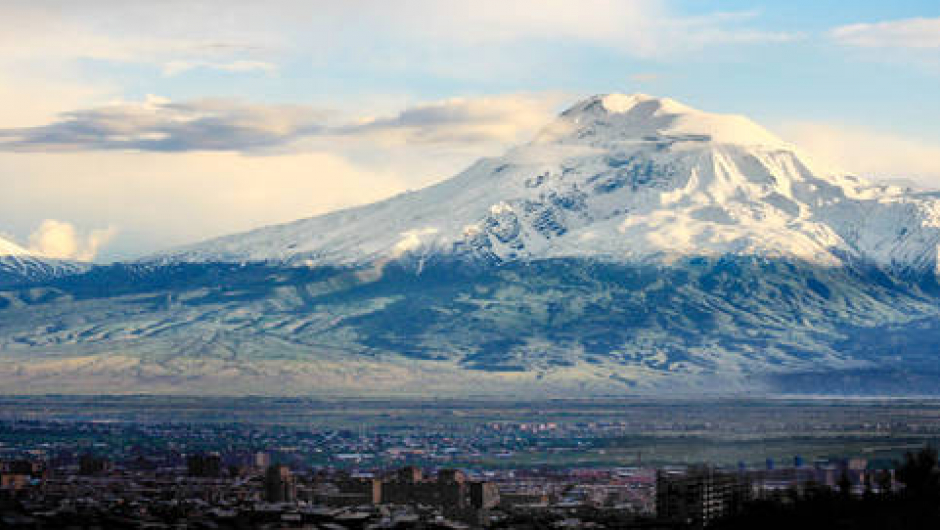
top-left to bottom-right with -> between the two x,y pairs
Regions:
1,396 -> 938,468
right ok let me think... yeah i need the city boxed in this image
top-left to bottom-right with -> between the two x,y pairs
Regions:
2,397 -> 939,528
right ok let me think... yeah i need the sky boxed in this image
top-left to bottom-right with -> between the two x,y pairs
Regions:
1,0 -> 940,262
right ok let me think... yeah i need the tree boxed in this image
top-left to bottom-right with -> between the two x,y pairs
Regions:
862,472 -> 873,501
875,469 -> 892,495
895,446 -> 940,500
837,470 -> 852,497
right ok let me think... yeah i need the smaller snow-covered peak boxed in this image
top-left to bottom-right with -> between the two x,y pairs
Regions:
0,234 -> 89,286
538,93 -> 786,148
0,236 -> 29,257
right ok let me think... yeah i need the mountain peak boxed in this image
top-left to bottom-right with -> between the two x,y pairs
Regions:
564,93 -> 691,116
539,93 -> 786,148
150,92 -> 939,279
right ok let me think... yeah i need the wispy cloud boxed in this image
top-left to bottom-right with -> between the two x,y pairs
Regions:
832,17 -> 940,48
162,60 -> 277,77
362,2 -> 801,58
629,73 -> 661,83
0,94 -> 562,153
343,96 -> 563,145
781,121 -> 940,185
0,1 -> 800,78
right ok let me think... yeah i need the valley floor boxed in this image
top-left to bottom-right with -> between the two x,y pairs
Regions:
2,395 -> 938,468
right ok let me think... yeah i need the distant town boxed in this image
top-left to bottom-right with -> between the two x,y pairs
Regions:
2,397 -> 939,528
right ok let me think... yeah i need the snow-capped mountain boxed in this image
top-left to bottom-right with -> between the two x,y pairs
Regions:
149,93 -> 940,278
0,235 -> 87,287
3,94 -> 940,396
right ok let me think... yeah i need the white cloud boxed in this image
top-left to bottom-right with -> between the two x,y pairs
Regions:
27,219 -> 117,261
780,121 -> 940,185
832,17 -> 940,48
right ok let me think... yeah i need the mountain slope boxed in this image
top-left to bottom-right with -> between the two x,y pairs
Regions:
3,93 -> 940,396
0,257 -> 938,396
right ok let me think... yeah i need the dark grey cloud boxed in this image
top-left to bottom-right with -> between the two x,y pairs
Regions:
0,95 -> 559,153
0,99 -> 328,152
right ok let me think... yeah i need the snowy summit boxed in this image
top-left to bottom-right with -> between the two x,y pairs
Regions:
149,94 -> 940,278
538,93 -> 786,148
